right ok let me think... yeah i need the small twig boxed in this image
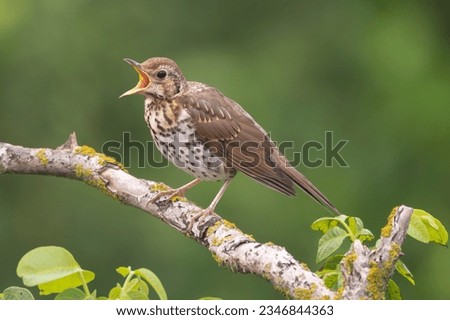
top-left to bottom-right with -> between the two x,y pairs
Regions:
340,206 -> 413,299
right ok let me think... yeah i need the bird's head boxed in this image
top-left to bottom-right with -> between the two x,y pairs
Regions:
120,57 -> 186,100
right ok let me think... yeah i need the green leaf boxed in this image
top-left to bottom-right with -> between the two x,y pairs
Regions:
127,290 -> 149,300
55,288 -> 88,300
198,296 -> 223,300
1,286 -> 34,300
108,286 -> 121,300
408,209 -> 448,245
311,217 -> 338,233
322,271 -> 340,290
408,214 -> 429,242
137,278 -> 149,296
395,260 -> 415,285
387,279 -> 402,300
348,217 -> 358,235
16,246 -> 95,295
347,217 -> 374,243
311,215 -> 348,233
123,278 -> 139,293
357,228 -> 375,242
116,266 -> 131,277
135,268 -> 168,300
38,271 -> 94,295
316,227 -> 349,263
321,255 -> 344,271
89,289 -> 97,300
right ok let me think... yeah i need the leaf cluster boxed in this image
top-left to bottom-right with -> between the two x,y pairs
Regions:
1,246 -> 168,300
311,208 -> 447,299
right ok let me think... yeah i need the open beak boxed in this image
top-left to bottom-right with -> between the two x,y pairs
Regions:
119,58 -> 151,98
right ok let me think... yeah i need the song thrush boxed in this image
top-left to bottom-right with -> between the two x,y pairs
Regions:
120,57 -> 340,227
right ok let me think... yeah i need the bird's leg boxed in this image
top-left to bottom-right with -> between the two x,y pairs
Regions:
186,179 -> 232,232
146,178 -> 202,207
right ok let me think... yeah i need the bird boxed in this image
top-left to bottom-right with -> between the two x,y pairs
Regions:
120,57 -> 340,228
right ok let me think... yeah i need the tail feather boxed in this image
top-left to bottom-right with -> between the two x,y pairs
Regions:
275,150 -> 341,215
285,165 -> 340,215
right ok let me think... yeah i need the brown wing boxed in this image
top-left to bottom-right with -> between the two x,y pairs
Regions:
178,86 -> 340,214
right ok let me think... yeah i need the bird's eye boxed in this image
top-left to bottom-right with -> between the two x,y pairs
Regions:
156,70 -> 167,79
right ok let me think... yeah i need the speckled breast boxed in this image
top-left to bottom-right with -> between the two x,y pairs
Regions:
144,99 -> 234,181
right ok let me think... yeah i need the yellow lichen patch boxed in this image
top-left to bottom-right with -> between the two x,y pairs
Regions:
206,220 -> 223,238
75,145 -> 97,156
263,262 -> 272,277
210,235 -> 221,247
88,176 -> 108,193
300,262 -> 311,272
390,243 -> 401,258
222,219 -> 236,229
386,243 -> 401,270
210,252 -> 224,266
74,164 -> 92,178
75,145 -> 127,172
293,283 -> 318,300
366,261 -> 385,299
150,183 -> 170,192
170,195 -> 187,202
97,153 -> 127,172
36,148 -> 49,165
334,287 -> 344,300
211,234 -> 234,247
206,219 -> 255,245
219,219 -> 257,241
365,243 -> 401,300
342,252 -> 357,273
381,206 -> 399,238
73,163 -> 117,199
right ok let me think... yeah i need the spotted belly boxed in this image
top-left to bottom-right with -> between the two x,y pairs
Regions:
145,104 -> 234,181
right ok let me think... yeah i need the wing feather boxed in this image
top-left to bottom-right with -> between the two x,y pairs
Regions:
176,86 -> 339,214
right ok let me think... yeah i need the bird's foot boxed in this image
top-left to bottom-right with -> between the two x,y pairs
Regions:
185,207 -> 219,233
146,185 -> 186,208
146,178 -> 202,208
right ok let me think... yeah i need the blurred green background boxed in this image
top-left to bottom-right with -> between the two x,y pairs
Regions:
1,0 -> 449,299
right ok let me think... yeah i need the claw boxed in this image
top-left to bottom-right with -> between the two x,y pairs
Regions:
185,208 -> 219,233
145,188 -> 184,208
146,178 -> 202,208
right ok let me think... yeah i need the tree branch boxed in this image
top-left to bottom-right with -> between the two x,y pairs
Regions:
341,206 -> 413,299
0,134 -> 414,299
